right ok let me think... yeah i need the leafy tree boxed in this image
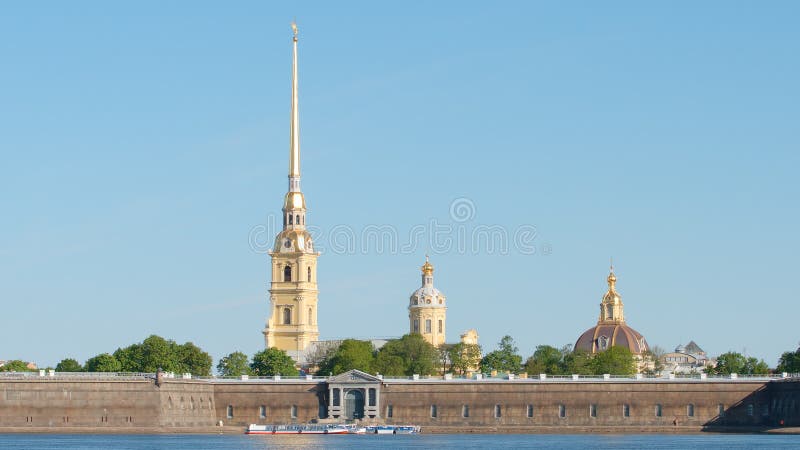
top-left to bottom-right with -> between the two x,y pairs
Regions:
317,339 -> 375,375
743,357 -> 770,375
139,335 -> 177,373
777,347 -> 800,373
374,334 -> 439,376
374,352 -> 406,376
448,342 -> 482,375
86,353 -> 122,372
480,335 -> 522,374
705,352 -> 770,375
111,336 -> 212,375
0,360 -> 36,372
563,349 -> 593,375
217,351 -> 251,376
251,348 -> 298,376
113,344 -> 143,372
524,345 -> 564,375
55,358 -> 84,372
591,346 -> 636,375
177,342 -> 213,376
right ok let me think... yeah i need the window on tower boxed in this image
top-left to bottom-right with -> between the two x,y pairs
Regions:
308,307 -> 313,325
284,265 -> 292,282
438,320 -> 442,333
425,319 -> 431,334
307,267 -> 311,282
295,215 -> 299,224
289,215 -> 293,225
413,319 -> 419,333
283,308 -> 291,325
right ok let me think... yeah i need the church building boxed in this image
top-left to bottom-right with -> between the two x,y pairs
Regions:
263,24 -> 320,360
408,256 -> 447,347
574,265 -> 650,367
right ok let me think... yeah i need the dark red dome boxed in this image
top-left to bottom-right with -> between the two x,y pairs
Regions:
574,323 -> 649,355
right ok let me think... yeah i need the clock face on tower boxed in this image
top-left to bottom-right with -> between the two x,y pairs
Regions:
284,239 -> 292,248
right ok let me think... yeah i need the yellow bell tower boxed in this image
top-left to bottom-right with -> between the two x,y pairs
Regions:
408,256 -> 447,347
263,22 -> 320,359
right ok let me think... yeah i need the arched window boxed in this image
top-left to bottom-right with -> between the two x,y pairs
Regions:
413,319 -> 419,333
289,214 -> 293,225
284,265 -> 292,282
308,307 -> 313,325
425,319 -> 432,334
606,304 -> 613,319
283,308 -> 291,325
307,267 -> 312,282
438,320 -> 443,333
295,215 -> 299,225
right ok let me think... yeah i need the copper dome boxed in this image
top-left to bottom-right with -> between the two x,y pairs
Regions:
574,323 -> 649,355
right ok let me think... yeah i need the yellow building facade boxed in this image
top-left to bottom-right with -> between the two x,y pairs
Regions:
263,24 -> 320,359
409,257 -> 447,347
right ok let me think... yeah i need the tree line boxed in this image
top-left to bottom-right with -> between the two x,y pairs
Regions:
9,335 -> 800,376
49,335 -> 213,376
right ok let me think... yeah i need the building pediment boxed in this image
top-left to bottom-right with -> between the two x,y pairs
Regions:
328,369 -> 381,384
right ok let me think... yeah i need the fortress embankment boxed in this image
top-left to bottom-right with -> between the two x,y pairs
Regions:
1,371 -> 798,433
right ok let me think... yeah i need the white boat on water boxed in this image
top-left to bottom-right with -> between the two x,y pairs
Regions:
246,424 -> 349,435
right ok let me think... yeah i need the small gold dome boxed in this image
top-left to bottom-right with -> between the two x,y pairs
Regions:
421,256 -> 434,275
274,229 -> 314,253
283,192 -> 306,210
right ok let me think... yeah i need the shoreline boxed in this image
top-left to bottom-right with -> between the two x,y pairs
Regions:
0,426 -> 798,435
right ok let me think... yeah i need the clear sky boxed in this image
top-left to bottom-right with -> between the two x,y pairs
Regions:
1,1 -> 798,369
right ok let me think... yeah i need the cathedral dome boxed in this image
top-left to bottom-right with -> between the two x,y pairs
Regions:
574,323 -> 649,355
409,256 -> 446,307
274,229 -> 314,253
574,265 -> 649,356
409,285 -> 446,307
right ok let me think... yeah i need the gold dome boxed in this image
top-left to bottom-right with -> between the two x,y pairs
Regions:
283,192 -> 306,210
274,229 -> 314,253
421,256 -> 434,275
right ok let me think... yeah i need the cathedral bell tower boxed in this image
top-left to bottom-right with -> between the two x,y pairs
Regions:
408,256 -> 447,347
263,23 -> 320,359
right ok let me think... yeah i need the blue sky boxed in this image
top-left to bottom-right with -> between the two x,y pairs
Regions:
1,2 -> 798,369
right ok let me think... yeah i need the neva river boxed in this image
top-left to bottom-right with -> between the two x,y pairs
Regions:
0,433 -> 797,449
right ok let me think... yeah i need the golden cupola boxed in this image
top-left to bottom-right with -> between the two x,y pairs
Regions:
574,262 -> 649,357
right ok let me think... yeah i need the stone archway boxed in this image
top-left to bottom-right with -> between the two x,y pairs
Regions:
344,389 -> 365,420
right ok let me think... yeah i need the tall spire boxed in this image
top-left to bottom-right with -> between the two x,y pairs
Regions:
288,21 -> 301,192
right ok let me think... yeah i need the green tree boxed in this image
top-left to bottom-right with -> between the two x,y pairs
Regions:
563,349 -> 594,375
251,348 -> 298,376
55,358 -> 83,372
373,352 -> 406,376
85,353 -> 122,372
217,351 -> 251,377
375,334 -> 439,376
480,335 -> 522,374
0,360 -> 36,372
777,347 -> 800,373
177,342 -> 213,376
743,357 -> 770,375
448,342 -> 482,376
524,345 -> 564,375
318,339 -> 375,375
139,335 -> 178,373
113,343 -> 144,372
591,346 -> 636,375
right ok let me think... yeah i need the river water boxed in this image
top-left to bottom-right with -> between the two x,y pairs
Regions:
0,433 -> 797,449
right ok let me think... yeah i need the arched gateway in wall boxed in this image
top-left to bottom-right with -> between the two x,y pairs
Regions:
326,370 -> 381,420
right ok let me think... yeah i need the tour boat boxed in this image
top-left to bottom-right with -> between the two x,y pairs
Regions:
246,424 -> 350,435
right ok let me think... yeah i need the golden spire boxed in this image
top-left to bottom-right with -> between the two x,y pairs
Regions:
421,254 -> 434,276
288,21 -> 301,191
607,257 -> 617,291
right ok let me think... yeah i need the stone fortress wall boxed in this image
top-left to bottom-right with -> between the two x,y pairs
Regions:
1,373 -> 798,432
